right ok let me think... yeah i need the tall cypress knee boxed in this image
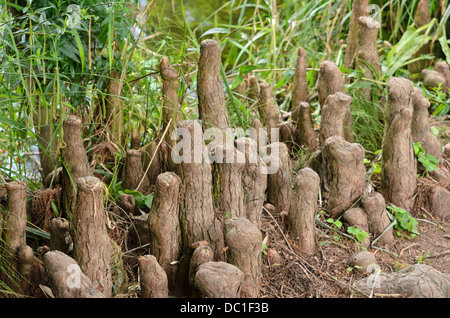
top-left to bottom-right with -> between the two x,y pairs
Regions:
197,39 -> 229,131
224,217 -> 262,298
174,120 -> 224,260
72,176 -> 112,297
380,78 -> 417,212
148,171 -> 181,293
287,168 -> 320,254
61,115 -> 92,222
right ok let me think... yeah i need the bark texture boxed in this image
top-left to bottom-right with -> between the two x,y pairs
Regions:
355,264 -> 450,298
287,168 -> 320,254
293,102 -> 318,150
317,61 -> 352,142
138,254 -> 169,298
234,137 -> 267,227
318,60 -> 346,108
343,207 -> 370,248
44,250 -> 105,298
61,115 -> 92,222
175,120 -> 224,260
2,181 -> 27,258
189,241 -> 214,296
258,81 -> 283,144
411,87 -> 442,162
194,261 -> 244,298
422,69 -> 447,92
141,138 -> 169,186
148,171 -> 181,292
344,0 -> 369,70
319,92 -> 353,146
211,143 -> 245,219
356,16 -> 381,100
380,78 -> 417,212
121,149 -> 151,193
161,56 -> 182,135
322,136 -> 366,218
291,47 -> 309,112
49,217 -> 73,253
224,217 -> 262,298
361,192 -> 394,245
434,61 -> 450,90
428,186 -> 450,220
197,39 -> 229,131
71,176 -> 112,297
262,142 -> 292,214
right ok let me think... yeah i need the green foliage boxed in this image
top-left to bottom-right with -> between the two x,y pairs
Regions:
347,226 -> 370,244
387,205 -> 419,238
111,182 -> 154,210
327,217 -> 342,229
421,83 -> 450,118
414,142 -> 440,172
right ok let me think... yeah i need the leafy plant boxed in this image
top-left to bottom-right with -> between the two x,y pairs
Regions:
414,142 -> 440,172
421,83 -> 450,118
111,182 -> 154,210
327,217 -> 342,229
387,205 -> 419,238
347,226 -> 370,244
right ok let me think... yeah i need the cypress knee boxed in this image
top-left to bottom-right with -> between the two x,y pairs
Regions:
44,250 -> 105,298
224,217 -> 262,298
344,0 -> 369,70
356,16 -> 381,100
262,142 -> 292,214
323,136 -> 365,218
139,254 -> 169,298
411,87 -> 442,163
380,78 -> 417,212
189,241 -> 214,296
161,56 -> 182,134
319,92 -> 353,146
293,102 -> 317,150
49,217 -> 73,254
2,181 -> 27,258
121,149 -> 151,193
61,115 -> 92,222
194,261 -> 244,298
173,120 -> 224,260
317,60 -> 346,107
148,171 -> 181,292
317,61 -> 352,142
197,39 -> 229,131
211,143 -> 245,219
234,137 -> 267,227
287,168 -> 320,254
361,192 -> 394,245
71,176 -> 112,297
258,81 -> 282,144
291,47 -> 309,113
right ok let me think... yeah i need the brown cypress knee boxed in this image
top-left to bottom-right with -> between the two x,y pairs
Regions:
224,217 -> 262,298
380,78 -> 417,212
287,168 -> 320,254
148,171 -> 181,293
139,254 -> 169,298
71,176 -> 112,297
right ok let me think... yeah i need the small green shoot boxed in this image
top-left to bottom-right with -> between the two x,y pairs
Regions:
347,226 -> 370,244
414,142 -> 440,172
387,205 -> 419,238
327,217 -> 342,229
